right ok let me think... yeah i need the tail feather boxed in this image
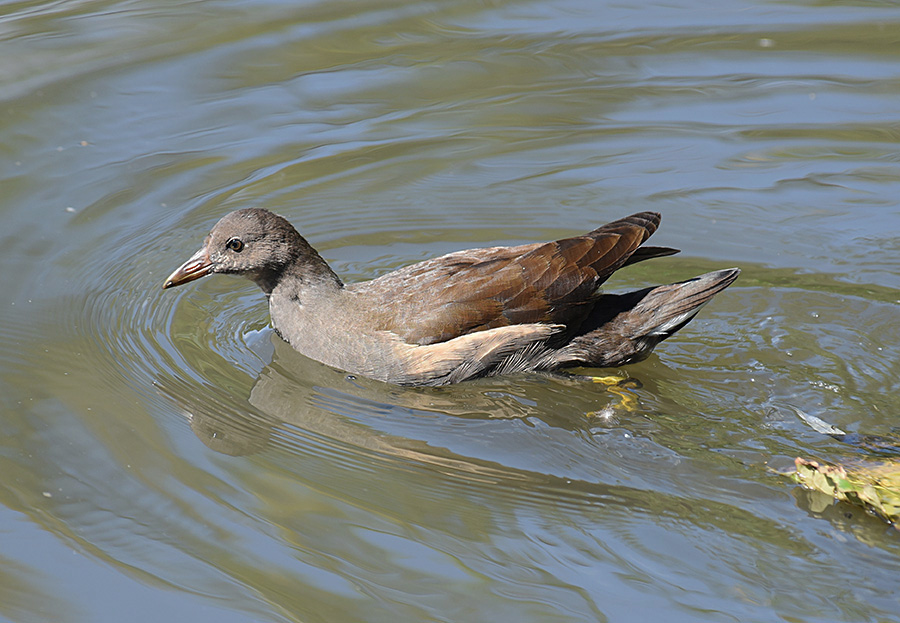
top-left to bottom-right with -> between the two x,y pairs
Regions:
621,245 -> 680,267
553,268 -> 740,368
636,268 -> 740,337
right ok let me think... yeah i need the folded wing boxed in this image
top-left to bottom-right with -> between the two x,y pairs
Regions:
354,212 -> 674,345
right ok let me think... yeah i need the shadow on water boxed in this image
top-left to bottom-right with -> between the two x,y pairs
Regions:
157,331 -> 815,531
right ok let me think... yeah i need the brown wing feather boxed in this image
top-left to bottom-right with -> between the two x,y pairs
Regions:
353,212 -> 663,345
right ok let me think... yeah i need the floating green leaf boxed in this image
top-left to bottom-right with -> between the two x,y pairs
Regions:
791,457 -> 900,529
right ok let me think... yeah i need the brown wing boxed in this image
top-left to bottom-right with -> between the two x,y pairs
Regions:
353,212 -> 666,345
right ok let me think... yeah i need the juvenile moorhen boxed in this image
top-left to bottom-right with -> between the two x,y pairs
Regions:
164,209 -> 739,385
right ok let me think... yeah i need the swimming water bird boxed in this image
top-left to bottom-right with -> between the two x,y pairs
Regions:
164,209 -> 739,386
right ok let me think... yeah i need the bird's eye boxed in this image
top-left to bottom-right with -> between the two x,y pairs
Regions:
226,237 -> 244,252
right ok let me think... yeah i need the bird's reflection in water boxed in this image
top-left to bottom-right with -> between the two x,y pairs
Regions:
160,332 -> 644,469
156,339 -> 815,550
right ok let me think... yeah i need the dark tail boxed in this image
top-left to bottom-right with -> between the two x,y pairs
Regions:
621,268 -> 740,339
622,245 -> 680,267
555,268 -> 740,368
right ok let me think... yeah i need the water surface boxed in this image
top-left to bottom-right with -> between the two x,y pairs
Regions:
1,0 -> 899,621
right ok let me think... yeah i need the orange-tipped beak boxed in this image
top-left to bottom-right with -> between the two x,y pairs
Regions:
163,247 -> 214,289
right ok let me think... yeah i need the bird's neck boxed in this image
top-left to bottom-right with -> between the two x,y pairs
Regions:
257,245 -> 344,300
263,250 -> 350,365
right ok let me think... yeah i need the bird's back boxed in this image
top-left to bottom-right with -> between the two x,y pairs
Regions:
351,211 -> 667,346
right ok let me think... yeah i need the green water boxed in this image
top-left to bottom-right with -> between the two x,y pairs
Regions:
1,1 -> 899,621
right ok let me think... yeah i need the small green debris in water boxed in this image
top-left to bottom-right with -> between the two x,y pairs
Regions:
791,457 -> 900,530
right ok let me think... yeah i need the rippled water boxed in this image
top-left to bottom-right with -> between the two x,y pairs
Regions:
1,0 -> 899,621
